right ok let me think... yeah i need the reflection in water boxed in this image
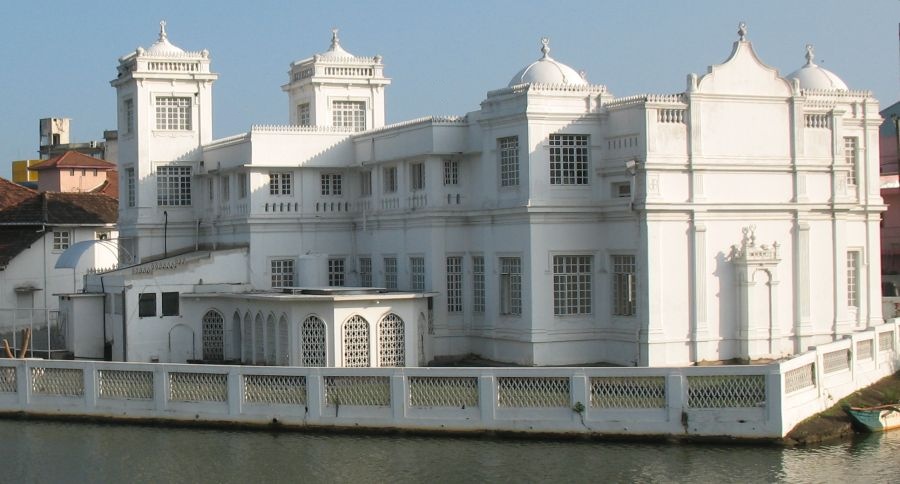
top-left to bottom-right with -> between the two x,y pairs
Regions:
1,419 -> 899,483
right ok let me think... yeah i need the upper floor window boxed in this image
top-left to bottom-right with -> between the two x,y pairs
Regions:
410,163 -> 425,191
321,173 -> 342,196
473,256 -> 485,313
549,134 -> 589,185
360,171 -> 372,197
410,256 -> 425,292
359,257 -> 372,287
221,175 -> 230,201
271,259 -> 294,288
155,97 -> 192,131
384,166 -> 397,193
238,173 -> 248,199
446,256 -> 463,312
269,172 -> 292,195
443,159 -> 459,186
125,167 -> 136,208
297,103 -> 311,126
161,292 -> 180,317
499,136 -> 519,187
328,258 -> 345,287
123,98 -> 134,134
553,255 -> 592,315
847,250 -> 860,308
500,257 -> 522,315
138,293 -> 156,317
844,137 -> 858,186
332,100 -> 366,132
384,257 -> 398,290
52,231 -> 70,251
613,181 -> 631,198
612,254 -> 636,316
156,165 -> 192,206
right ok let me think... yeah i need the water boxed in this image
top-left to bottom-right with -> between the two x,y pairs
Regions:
0,418 -> 898,483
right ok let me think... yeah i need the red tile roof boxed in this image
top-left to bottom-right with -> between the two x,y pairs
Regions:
91,169 -> 119,199
29,151 -> 115,171
0,177 -> 37,210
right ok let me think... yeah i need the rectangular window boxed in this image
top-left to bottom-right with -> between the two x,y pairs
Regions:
384,166 -> 397,193
52,231 -> 70,251
124,98 -> 134,134
138,293 -> 156,317
155,96 -> 192,131
447,256 -> 463,312
321,173 -> 342,196
499,136 -> 519,187
409,256 -> 425,292
269,172 -> 292,195
844,137 -> 858,186
549,134 -> 589,185
500,257 -> 522,315
612,255 -> 636,316
410,162 -> 425,191
328,258 -> 345,287
221,175 -> 230,201
126,167 -> 135,208
271,259 -> 295,288
238,173 -> 247,199
847,251 -> 860,308
553,255 -> 593,316
473,256 -> 485,313
208,178 -> 214,201
360,171 -> 372,197
359,257 -> 372,287
161,292 -> 179,316
332,100 -> 366,132
384,257 -> 398,290
297,103 -> 310,126
443,159 -> 459,186
156,165 -> 192,206
613,181 -> 631,198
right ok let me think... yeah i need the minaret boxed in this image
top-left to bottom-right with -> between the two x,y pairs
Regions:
111,21 -> 218,262
282,29 -> 391,131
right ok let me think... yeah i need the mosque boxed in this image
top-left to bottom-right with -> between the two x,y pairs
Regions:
62,21 -> 884,367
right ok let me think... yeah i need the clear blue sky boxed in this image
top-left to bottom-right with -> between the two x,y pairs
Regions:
1,0 -> 898,179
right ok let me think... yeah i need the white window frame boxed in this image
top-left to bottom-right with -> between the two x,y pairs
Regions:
125,167 -> 135,208
553,254 -> 593,316
271,259 -> 295,288
443,159 -> 459,186
332,100 -> 366,132
52,230 -> 70,251
155,96 -> 192,131
498,136 -> 519,187
612,254 -> 636,317
473,255 -> 485,313
156,165 -> 192,206
847,250 -> 861,309
409,256 -> 425,292
499,257 -> 522,315
359,257 -> 372,287
549,134 -> 590,185
844,136 -> 858,186
321,173 -> 343,196
269,172 -> 293,196
297,103 -> 311,126
446,256 -> 463,312
328,258 -> 345,287
384,257 -> 398,290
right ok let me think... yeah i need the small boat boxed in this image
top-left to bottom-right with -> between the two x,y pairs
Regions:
844,404 -> 900,432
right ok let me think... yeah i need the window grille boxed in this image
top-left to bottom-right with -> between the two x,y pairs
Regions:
473,256 -> 485,313
332,100 -> 366,132
553,255 -> 593,315
844,137 -> 858,186
343,315 -> 370,367
269,172 -> 292,195
613,255 -> 636,316
201,310 -> 224,361
384,257 -> 398,290
271,259 -> 295,288
549,134 -> 589,185
447,256 -> 463,312
328,258 -> 345,286
498,136 -> 519,187
378,313 -> 405,367
359,257 -> 372,287
126,168 -> 135,207
321,173 -> 342,195
410,257 -> 425,291
301,315 -> 327,366
52,231 -> 70,250
155,96 -> 192,130
500,257 -> 522,315
847,251 -> 860,308
443,159 -> 459,186
156,165 -> 192,206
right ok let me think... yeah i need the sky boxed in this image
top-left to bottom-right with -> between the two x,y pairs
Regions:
1,0 -> 898,179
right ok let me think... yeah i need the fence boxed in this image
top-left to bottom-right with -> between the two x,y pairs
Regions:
0,320 -> 897,439
0,308 -> 66,357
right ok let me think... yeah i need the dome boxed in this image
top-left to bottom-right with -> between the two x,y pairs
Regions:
786,45 -> 847,91
508,38 -> 587,87
145,21 -> 185,55
319,29 -> 353,59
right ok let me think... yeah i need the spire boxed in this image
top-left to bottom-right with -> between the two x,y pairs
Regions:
331,28 -> 340,50
540,37 -> 551,59
159,20 -> 168,42
804,44 -> 815,66
737,21 -> 748,42
319,28 -> 353,58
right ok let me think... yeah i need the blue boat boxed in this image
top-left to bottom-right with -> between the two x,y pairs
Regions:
844,404 -> 900,432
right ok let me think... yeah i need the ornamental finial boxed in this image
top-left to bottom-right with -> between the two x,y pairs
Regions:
540,37 -> 551,59
805,44 -> 815,66
159,20 -> 168,41
737,21 -> 747,41
331,28 -> 340,48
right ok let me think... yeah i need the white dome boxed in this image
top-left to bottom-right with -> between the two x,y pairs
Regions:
508,38 -> 587,87
319,29 -> 353,59
145,21 -> 185,55
786,45 -> 848,91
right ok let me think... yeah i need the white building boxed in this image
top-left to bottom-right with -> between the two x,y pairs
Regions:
68,22 -> 883,367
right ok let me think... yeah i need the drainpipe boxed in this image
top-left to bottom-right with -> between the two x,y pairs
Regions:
100,276 -> 107,359
163,211 -> 168,259
121,289 -> 127,361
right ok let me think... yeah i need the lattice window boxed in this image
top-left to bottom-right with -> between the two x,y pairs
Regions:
847,251 -> 860,308
613,254 -> 636,316
269,172 -> 293,195
553,255 -> 593,316
332,100 -> 366,132
254,315 -> 264,364
30,367 -> 84,397
686,375 -> 766,408
590,376 -> 665,408
384,257 -> 398,290
359,257 -> 372,287
443,159 -> 459,186
409,257 -> 425,292
278,316 -> 289,366
52,231 -> 70,251
202,310 -> 224,361
343,316 -> 370,367
271,259 -> 294,288
879,331 -> 895,352
325,376 -> 390,406
328,258 -> 345,287
321,173 -> 342,196
168,372 -> 227,402
301,315 -> 327,366
0,366 -> 17,393
156,165 -> 192,206
378,313 -> 405,367
244,375 -> 306,405
266,316 -> 276,365
446,256 -> 463,312
155,96 -> 192,130
473,256 -> 485,313
98,370 -> 153,400
500,257 -> 522,315
856,339 -> 874,361
784,364 -> 816,393
409,377 -> 478,407
126,167 -> 135,207
823,349 -> 850,373
549,134 -> 589,185
497,377 -> 570,408
498,136 -> 519,187
242,314 -> 252,363
844,137 -> 858,185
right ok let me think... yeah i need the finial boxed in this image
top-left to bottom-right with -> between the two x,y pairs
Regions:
540,37 -> 551,59
159,20 -> 168,41
331,28 -> 340,48
805,44 -> 815,66
737,21 -> 747,41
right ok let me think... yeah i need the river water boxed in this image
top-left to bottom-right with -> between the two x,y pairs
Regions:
1,418 -> 897,483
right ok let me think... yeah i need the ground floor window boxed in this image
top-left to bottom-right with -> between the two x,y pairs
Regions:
553,255 -> 592,315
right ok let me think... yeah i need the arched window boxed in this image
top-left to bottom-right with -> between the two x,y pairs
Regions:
254,313 -> 264,364
201,309 -> 225,361
242,312 -> 252,363
230,311 -> 242,361
301,315 -> 327,367
378,313 -> 405,367
266,314 -> 276,365
278,314 -> 289,366
342,315 -> 370,367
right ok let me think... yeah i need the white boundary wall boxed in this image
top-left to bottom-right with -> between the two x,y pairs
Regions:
0,320 -> 897,439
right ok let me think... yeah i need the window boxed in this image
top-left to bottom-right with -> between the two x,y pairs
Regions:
69,169 -> 75,176
297,103 -> 310,126
95,231 -> 109,240
155,96 -> 192,131
447,256 -> 463,312
138,293 -> 156,317
359,257 -> 372,287
613,182 -> 631,198
410,257 -> 425,291
271,259 -> 294,288
269,172 -> 292,195
123,98 -> 134,134
332,100 -> 366,132
321,173 -> 342,196
156,165 -> 192,206
52,231 -> 70,251
499,136 -> 519,187
161,292 -> 179,316
384,166 -> 397,193
384,257 -> 398,290
553,255 -> 593,316
612,255 -> 636,316
360,171 -> 372,197
208,178 -> 214,201
500,257 -> 522,315
411,162 -> 425,191
473,256 -> 485,313
443,159 -> 459,186
847,251 -> 860,308
844,137 -> 858,186
221,175 -> 230,201
328,258 -> 345,287
549,134 -> 589,185
238,173 -> 247,199
93,169 -> 98,177
126,167 -> 135,208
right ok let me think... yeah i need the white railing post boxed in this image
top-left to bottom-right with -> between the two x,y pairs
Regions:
571,370 -> 589,422
227,366 -> 242,416
666,372 -> 685,431
766,365 -> 784,436
814,346 -> 826,399
83,362 -> 97,410
391,371 -> 406,422
15,360 -> 28,408
479,374 -> 495,428
306,370 -> 323,420
154,365 -> 167,411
